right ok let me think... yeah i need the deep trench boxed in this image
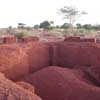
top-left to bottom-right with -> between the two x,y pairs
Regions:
48,44 -> 100,88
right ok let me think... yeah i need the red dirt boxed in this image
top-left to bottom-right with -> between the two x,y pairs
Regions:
21,36 -> 39,43
0,44 -> 29,80
20,66 -> 100,100
85,66 -> 100,84
64,36 -> 96,43
3,35 -> 17,44
54,42 -> 100,67
0,72 -> 41,100
21,42 -> 50,73
0,41 -> 50,80
80,38 -> 96,42
64,36 -> 81,42
0,36 -> 100,100
16,81 -> 35,93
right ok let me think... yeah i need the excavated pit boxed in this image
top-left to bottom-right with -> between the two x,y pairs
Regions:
0,36 -> 100,100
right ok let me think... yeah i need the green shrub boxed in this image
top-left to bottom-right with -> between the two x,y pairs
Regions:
15,32 -> 27,39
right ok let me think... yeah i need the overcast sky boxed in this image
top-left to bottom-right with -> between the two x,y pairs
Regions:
0,0 -> 99,27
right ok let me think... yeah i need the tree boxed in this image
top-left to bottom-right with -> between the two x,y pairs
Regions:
18,23 -> 26,29
76,23 -> 82,29
18,23 -> 26,26
8,26 -> 12,30
50,21 -> 54,28
61,23 -> 71,29
59,6 -> 87,27
56,25 -> 60,28
7,26 -> 13,35
40,21 -> 50,29
92,25 -> 100,30
83,24 -> 92,30
50,21 -> 54,25
34,24 -> 39,29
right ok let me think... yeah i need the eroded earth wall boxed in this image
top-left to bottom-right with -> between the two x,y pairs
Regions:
53,42 -> 100,68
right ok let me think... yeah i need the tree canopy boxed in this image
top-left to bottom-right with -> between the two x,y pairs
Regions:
40,21 -> 50,29
59,6 -> 87,26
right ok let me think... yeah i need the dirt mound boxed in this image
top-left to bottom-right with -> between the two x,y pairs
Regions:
0,72 -> 41,100
20,66 -> 100,100
16,81 -> 35,93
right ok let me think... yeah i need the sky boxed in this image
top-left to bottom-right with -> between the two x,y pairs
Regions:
0,0 -> 100,27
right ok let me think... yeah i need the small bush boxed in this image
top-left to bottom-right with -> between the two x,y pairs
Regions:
15,32 -> 27,39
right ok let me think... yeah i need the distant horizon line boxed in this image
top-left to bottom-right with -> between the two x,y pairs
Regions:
0,24 -> 100,28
